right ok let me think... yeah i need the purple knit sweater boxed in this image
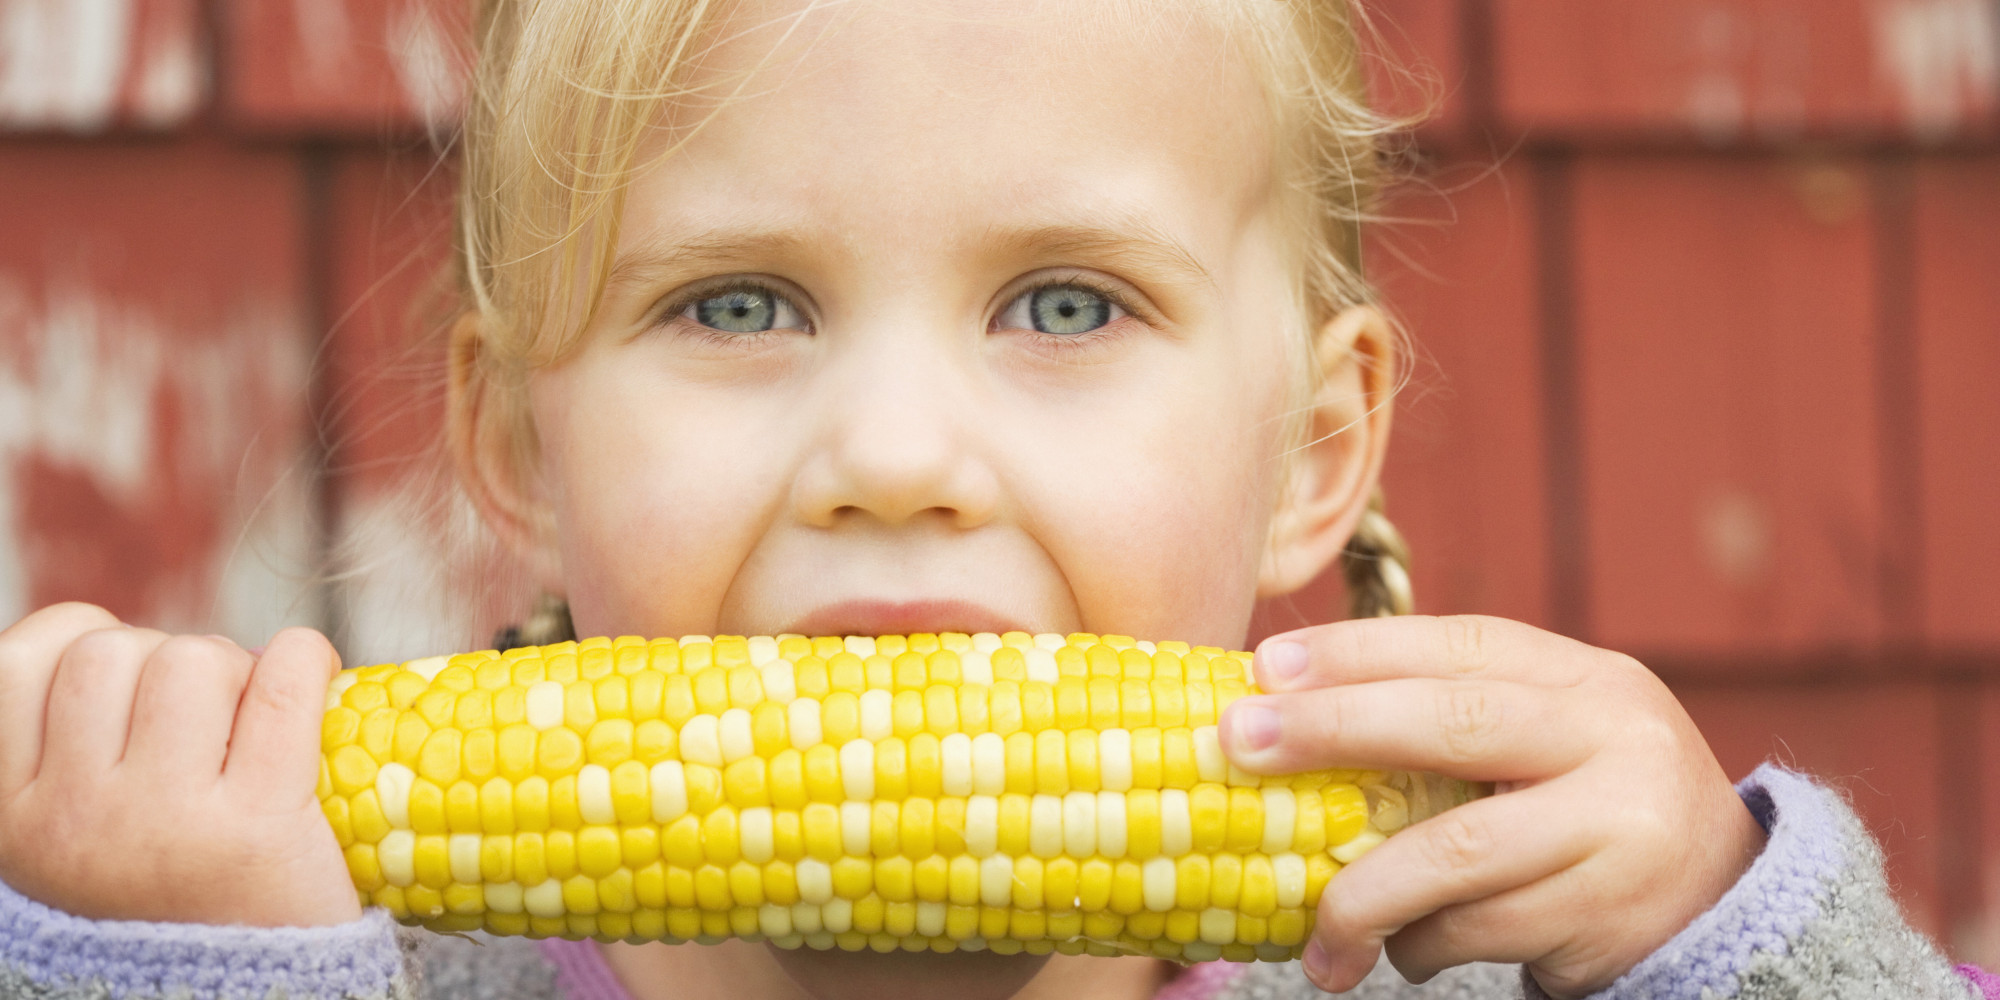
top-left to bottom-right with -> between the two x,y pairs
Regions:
0,764 -> 1985,1000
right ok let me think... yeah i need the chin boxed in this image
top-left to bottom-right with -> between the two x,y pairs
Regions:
766,945 -> 1052,1000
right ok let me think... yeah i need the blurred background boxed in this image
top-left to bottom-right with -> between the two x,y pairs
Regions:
1,0 -> 1996,961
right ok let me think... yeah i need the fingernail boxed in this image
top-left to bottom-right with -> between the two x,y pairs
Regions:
1259,640 -> 1308,687
1303,939 -> 1331,986
1231,702 -> 1281,752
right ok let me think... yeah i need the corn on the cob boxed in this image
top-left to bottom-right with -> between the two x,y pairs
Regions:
319,632 -> 1479,963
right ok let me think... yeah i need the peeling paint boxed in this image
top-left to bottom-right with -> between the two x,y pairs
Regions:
0,0 -> 132,130
388,1 -> 465,132
0,277 -> 319,642
1875,0 -> 2000,140
0,0 -> 202,131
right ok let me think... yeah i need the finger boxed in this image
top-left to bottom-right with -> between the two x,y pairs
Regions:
1253,615 -> 1609,694
1306,781 -> 1601,992
225,628 -> 340,803
39,627 -> 171,780
1382,876 -> 1586,987
1220,678 -> 1601,779
126,635 -> 256,779
0,603 -> 124,793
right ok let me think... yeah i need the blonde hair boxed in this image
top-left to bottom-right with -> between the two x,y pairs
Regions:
453,0 -> 1416,644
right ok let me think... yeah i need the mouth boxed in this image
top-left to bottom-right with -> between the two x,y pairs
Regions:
784,599 -> 1030,638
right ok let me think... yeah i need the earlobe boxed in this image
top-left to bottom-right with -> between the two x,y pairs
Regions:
1257,304 -> 1396,598
447,313 -> 565,589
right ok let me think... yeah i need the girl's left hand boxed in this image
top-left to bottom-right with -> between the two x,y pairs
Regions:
1218,615 -> 1766,998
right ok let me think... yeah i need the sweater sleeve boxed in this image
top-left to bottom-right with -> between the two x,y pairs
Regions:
1549,763 -> 1976,1000
0,876 -> 419,1000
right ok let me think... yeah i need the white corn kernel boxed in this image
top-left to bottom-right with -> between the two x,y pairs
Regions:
741,807 -> 775,864
649,761 -> 689,822
1272,853 -> 1307,908
1193,726 -> 1226,783
405,656 -> 449,681
1029,795 -> 1064,859
964,796 -> 999,857
1260,788 -> 1297,855
1024,648 -> 1059,684
979,854 -> 1014,907
1331,827 -> 1386,863
449,833 -> 483,884
485,881 -> 525,914
719,708 -> 755,763
843,636 -> 876,657
1141,857 -> 1176,913
1096,791 -> 1127,859
822,897 -> 854,933
748,636 -> 780,666
578,764 -> 615,824
960,648 -> 993,685
971,633 -> 1003,653
1159,789 -> 1192,856
525,681 -> 565,731
916,901 -> 948,937
788,698 -> 823,750
761,661 -> 797,703
379,830 -> 416,887
970,733 -> 1006,795
1098,729 -> 1133,792
940,733 -> 973,796
1062,792 -> 1097,858
840,800 -> 872,856
858,690 -> 892,741
796,860 -> 834,904
524,879 -> 565,918
376,763 -> 415,830
680,715 -> 723,768
840,740 -> 876,800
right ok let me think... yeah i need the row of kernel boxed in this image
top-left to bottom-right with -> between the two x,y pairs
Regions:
373,878 -> 1318,949
328,761 -> 1371,858
390,897 -> 1306,962
329,640 -> 1249,717
344,842 -> 1345,921
330,796 -> 1373,884
323,713 -> 1295,814
326,677 -> 1248,768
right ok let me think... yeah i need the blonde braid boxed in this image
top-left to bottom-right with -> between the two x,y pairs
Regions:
1341,488 -> 1413,618
494,591 -> 576,650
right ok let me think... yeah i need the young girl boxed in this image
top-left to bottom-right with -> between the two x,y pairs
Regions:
0,1 -> 1983,999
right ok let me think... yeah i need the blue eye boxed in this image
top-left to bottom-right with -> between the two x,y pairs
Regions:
999,282 -> 1125,336
682,284 -> 806,333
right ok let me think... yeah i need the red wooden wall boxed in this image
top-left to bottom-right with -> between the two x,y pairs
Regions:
3,0 -> 1997,960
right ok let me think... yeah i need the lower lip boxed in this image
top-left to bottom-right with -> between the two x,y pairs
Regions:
787,600 -> 1025,637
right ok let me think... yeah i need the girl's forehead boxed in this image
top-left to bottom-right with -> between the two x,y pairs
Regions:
630,0 -> 1276,258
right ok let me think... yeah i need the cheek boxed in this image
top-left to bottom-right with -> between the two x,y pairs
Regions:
1025,350 -> 1290,647
533,364 -> 793,637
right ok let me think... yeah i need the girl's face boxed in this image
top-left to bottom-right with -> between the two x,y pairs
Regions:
525,0 -> 1327,652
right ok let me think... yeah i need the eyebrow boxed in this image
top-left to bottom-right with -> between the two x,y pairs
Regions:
603,213 -> 1215,297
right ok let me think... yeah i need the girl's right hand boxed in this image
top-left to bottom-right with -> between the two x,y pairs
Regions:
0,602 -> 360,928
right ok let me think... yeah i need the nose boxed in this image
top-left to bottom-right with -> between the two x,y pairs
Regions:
791,340 -> 999,531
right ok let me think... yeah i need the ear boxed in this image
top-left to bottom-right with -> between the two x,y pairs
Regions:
448,312 -> 566,591
1257,304 -> 1396,598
